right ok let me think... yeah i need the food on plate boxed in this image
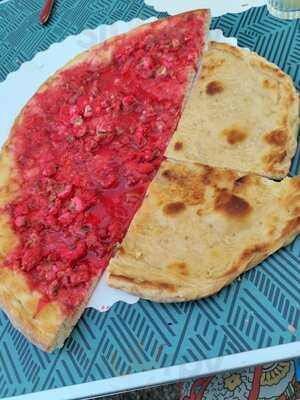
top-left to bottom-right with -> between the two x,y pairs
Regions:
0,10 -> 210,351
107,159 -> 300,301
166,42 -> 299,179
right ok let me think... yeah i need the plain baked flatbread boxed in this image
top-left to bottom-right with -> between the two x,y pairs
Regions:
107,159 -> 300,302
166,42 -> 299,179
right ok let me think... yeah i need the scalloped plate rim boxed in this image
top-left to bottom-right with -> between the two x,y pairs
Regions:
144,0 -> 267,16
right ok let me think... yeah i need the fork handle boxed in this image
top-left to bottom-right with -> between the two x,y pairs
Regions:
40,0 -> 55,25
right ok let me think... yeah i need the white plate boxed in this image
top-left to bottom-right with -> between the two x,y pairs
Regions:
0,20 -> 238,312
145,0 -> 267,17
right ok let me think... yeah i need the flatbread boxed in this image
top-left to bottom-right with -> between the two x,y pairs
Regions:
0,10 -> 210,351
166,42 -> 299,179
107,159 -> 300,302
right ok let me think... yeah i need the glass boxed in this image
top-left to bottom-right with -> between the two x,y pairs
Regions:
267,0 -> 300,19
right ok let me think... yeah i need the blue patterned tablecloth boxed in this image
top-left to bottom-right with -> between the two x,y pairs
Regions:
0,1 -> 300,398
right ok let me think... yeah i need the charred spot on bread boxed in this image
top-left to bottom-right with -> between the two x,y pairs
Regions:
109,274 -> 176,291
162,169 -> 172,179
262,79 -> 277,90
161,167 -> 204,205
293,206 -> 300,216
281,216 -> 300,238
222,128 -> 247,145
161,168 -> 185,184
206,80 -> 224,95
202,57 -> 225,73
168,261 -> 188,276
258,61 -> 285,78
234,175 -> 251,189
289,93 -> 296,103
215,190 -> 252,218
262,79 -> 269,88
163,201 -> 186,216
118,246 -> 125,255
221,243 -> 268,277
201,165 -> 213,184
291,176 -> 300,190
264,129 -> 287,146
240,244 -> 268,262
263,150 -> 287,171
161,168 -> 180,183
174,141 -> 183,151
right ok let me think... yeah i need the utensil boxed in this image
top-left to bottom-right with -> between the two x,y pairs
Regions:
40,0 -> 55,25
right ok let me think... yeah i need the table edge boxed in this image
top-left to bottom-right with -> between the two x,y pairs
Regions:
5,341 -> 300,400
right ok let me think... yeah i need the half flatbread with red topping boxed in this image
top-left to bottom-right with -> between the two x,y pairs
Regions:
107,159 -> 300,301
0,10 -> 210,351
166,42 -> 299,179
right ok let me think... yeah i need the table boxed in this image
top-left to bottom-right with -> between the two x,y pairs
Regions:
0,1 -> 300,399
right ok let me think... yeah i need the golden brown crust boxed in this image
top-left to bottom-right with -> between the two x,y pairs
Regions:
0,266 -> 99,351
107,159 -> 300,302
0,268 -> 64,351
0,10 -> 210,350
166,41 -> 299,179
